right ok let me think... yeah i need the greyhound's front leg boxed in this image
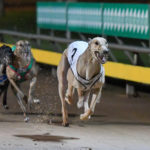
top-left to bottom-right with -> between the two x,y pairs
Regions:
90,86 -> 103,113
28,77 -> 40,109
17,92 -> 29,122
77,89 -> 85,108
80,86 -> 103,120
80,91 -> 91,120
10,83 -> 29,122
9,78 -> 25,99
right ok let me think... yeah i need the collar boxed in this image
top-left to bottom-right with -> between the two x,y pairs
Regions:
12,45 -> 16,52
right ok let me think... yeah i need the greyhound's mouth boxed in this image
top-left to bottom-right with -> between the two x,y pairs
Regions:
94,51 -> 108,64
23,51 -> 30,58
24,53 -> 28,57
23,47 -> 31,58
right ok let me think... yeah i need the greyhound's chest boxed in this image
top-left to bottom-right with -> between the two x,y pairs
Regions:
68,41 -> 105,90
76,69 -> 105,90
8,58 -> 34,82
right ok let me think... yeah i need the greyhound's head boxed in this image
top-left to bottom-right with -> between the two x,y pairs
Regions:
0,45 -> 13,65
88,37 -> 109,64
15,40 -> 31,59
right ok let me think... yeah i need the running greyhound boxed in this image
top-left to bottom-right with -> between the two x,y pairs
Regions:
0,45 -> 13,109
57,37 -> 109,126
6,40 -> 40,122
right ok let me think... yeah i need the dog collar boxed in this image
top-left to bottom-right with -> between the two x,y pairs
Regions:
12,45 -> 16,52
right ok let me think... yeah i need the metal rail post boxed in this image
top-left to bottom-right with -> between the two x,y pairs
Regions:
36,27 -> 41,46
126,53 -> 138,97
66,2 -> 71,40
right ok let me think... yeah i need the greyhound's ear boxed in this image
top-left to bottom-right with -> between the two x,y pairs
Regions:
88,38 -> 92,42
88,38 -> 92,44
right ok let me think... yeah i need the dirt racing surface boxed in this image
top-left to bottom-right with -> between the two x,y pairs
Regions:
0,66 -> 150,150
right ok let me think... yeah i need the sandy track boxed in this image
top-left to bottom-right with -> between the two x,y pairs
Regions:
0,67 -> 150,124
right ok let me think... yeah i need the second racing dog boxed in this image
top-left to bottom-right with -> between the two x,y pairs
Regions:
57,37 -> 109,126
0,45 -> 13,109
6,40 -> 40,122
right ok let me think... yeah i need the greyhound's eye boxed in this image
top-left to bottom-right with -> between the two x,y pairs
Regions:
95,41 -> 99,45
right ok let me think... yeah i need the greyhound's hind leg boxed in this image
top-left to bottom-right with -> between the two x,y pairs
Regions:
57,51 -> 70,127
0,89 -> 2,108
65,84 -> 75,105
2,83 -> 9,109
58,82 -> 69,127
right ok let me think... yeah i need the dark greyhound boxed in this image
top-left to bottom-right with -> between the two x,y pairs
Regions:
0,45 -> 13,109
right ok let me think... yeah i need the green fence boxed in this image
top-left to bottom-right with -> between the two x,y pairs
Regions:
36,2 -> 150,39
68,3 -> 102,34
36,2 -> 66,30
103,3 -> 149,39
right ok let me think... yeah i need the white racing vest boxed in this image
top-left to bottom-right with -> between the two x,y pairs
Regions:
67,41 -> 105,89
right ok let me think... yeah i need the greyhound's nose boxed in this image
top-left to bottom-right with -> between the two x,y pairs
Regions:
103,50 -> 109,55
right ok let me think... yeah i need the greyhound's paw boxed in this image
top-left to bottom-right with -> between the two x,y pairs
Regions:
80,114 -> 89,120
33,99 -> 40,104
62,122 -> 69,127
80,114 -> 91,120
77,100 -> 84,108
80,109 -> 92,120
65,96 -> 72,105
3,105 -> 9,110
96,98 -> 100,103
24,117 -> 30,123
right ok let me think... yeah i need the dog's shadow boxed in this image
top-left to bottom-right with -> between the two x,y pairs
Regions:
69,114 -> 150,127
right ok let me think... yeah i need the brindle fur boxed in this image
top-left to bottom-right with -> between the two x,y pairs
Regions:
0,45 -> 13,109
6,40 -> 39,122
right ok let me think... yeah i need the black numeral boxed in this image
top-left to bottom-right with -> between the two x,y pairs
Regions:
71,48 -> 77,61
